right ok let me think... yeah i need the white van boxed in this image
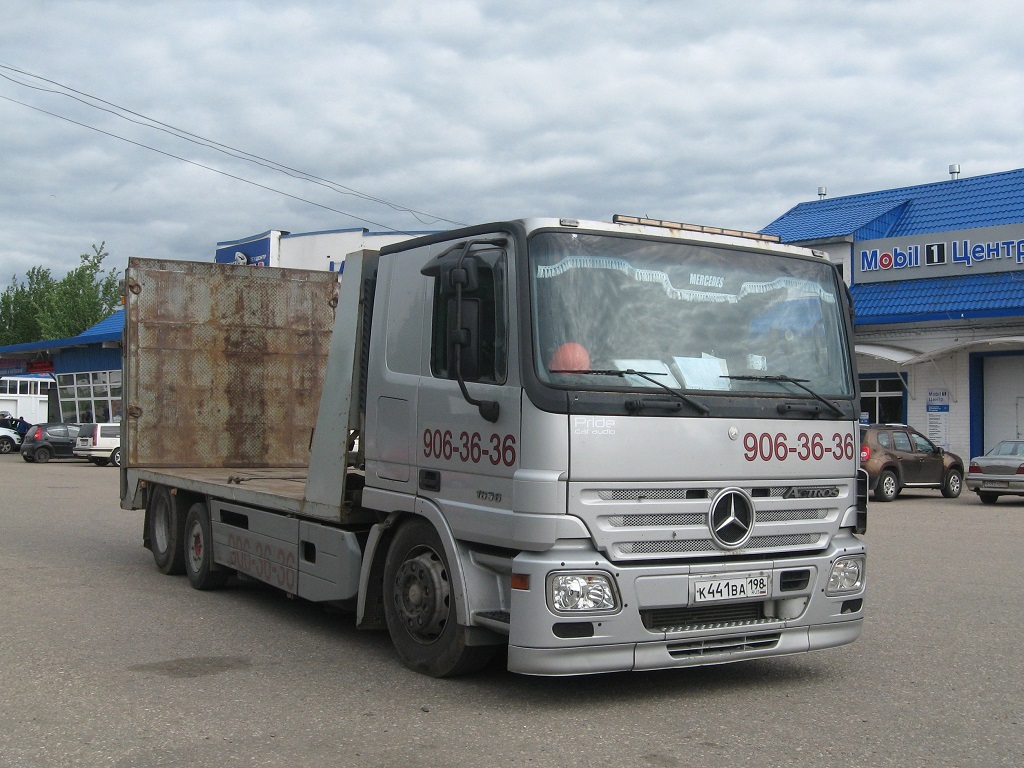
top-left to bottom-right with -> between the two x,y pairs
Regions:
74,422 -> 121,466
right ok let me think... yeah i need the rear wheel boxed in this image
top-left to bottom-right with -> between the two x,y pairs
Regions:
34,447 -> 52,463
94,458 -> 109,467
0,436 -> 14,453
147,486 -> 185,574
110,447 -> 121,467
184,502 -> 229,590
383,518 -> 496,677
941,469 -> 963,498
978,491 -> 999,505
874,470 -> 898,502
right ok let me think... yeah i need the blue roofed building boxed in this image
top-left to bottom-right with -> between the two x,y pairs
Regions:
763,166 -> 1024,463
0,308 -> 124,423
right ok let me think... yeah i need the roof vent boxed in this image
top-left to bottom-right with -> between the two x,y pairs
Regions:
817,186 -> 827,199
949,164 -> 961,180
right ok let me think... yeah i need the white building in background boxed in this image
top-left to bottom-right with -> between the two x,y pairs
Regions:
0,374 -> 53,423
214,227 -> 439,273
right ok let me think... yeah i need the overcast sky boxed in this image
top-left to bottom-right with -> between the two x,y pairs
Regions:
2,1 -> 1022,290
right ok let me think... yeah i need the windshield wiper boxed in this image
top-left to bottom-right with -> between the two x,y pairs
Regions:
722,374 -> 844,418
551,368 -> 710,415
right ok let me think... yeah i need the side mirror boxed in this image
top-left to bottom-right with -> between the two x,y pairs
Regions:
447,298 -> 481,380
422,237 -> 506,424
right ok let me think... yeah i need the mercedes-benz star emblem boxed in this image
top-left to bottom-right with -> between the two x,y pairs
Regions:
709,489 -> 755,549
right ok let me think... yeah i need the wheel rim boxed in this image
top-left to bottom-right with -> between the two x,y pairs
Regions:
186,519 -> 204,573
112,449 -> 121,467
882,474 -> 896,497
949,474 -> 961,494
393,548 -> 450,643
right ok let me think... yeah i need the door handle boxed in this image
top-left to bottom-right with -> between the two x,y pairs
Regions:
419,469 -> 441,492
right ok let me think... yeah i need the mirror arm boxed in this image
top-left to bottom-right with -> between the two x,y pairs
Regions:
451,250 -> 500,423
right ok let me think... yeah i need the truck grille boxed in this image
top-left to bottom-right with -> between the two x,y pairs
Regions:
667,632 -> 782,658
575,481 -> 847,563
643,601 -> 765,632
622,533 -> 820,555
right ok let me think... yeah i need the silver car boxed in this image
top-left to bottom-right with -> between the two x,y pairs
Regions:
966,440 -> 1024,504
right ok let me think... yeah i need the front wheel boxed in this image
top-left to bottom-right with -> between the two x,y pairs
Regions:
383,518 -> 496,677
109,447 -> 121,467
941,469 -> 963,498
184,502 -> 229,590
874,470 -> 899,502
978,491 -> 999,505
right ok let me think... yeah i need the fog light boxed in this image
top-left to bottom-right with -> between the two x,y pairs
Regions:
826,555 -> 865,595
548,572 -> 619,614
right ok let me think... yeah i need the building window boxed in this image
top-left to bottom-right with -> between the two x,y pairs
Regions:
860,376 -> 905,424
56,370 -> 122,423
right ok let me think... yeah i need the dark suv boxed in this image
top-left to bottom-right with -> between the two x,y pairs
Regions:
20,423 -> 82,463
859,424 -> 963,501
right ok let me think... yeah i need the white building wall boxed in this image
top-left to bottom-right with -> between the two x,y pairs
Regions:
982,355 -> 1024,450
904,353 -> 971,458
278,230 -> 434,273
0,376 -> 51,424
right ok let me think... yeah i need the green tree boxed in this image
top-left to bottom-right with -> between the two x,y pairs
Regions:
0,243 -> 121,346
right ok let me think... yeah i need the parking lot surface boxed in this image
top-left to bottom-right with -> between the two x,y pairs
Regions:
0,455 -> 1021,767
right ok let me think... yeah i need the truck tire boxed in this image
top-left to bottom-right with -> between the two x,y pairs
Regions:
148,486 -> 185,575
0,436 -> 14,453
941,469 -> 963,498
874,470 -> 898,502
383,518 -> 495,677
183,502 -> 229,590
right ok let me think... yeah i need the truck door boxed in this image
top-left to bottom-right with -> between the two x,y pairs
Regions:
416,238 -> 521,524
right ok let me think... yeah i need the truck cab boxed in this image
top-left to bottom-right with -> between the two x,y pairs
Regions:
362,216 -> 866,674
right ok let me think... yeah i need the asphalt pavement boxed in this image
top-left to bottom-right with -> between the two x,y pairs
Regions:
0,454 -> 1020,767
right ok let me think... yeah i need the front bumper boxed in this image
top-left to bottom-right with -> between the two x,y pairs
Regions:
506,533 -> 866,676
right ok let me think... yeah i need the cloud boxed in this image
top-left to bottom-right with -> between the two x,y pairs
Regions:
2,0 -> 1023,289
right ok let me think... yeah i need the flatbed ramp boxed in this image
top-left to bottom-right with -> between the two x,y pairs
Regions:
122,258 -> 339,472
132,467 -> 310,513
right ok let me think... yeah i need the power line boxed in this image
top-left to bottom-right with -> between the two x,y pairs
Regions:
0,92 -> 429,234
0,63 -> 467,230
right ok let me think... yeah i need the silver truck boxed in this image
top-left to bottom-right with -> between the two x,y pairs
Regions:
121,215 -> 867,677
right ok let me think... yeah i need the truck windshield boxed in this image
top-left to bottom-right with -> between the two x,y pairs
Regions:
529,231 -> 853,398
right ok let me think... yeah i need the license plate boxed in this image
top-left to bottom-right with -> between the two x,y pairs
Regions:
694,574 -> 771,603
989,481 -> 1009,488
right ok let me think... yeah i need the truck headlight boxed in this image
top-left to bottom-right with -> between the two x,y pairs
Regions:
547,572 -> 619,614
826,555 -> 865,595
